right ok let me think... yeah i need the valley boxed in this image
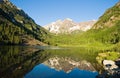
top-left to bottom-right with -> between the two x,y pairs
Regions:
45,2 -> 120,52
0,0 -> 120,78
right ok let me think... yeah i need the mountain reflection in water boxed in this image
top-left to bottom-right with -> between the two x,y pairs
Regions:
25,64 -> 98,78
25,56 -> 98,78
0,46 -> 100,78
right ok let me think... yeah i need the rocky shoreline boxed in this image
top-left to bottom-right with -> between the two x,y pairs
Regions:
96,52 -> 120,78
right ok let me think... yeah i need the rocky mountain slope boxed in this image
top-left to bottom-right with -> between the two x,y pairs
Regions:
44,18 -> 96,34
91,1 -> 120,44
93,2 -> 120,29
0,0 -> 50,45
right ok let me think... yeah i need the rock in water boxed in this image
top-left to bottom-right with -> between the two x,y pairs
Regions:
103,60 -> 118,70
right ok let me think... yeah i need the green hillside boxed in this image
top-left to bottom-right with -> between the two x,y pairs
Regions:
89,2 -> 120,48
0,0 -> 50,45
0,0 -> 120,49
93,2 -> 120,29
48,2 -> 120,52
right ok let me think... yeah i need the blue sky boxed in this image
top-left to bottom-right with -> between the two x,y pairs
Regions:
10,0 -> 119,26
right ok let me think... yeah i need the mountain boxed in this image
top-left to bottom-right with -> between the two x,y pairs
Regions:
44,18 -> 96,34
91,1 -> 120,44
93,2 -> 120,29
0,0 -> 50,45
47,1 -> 120,47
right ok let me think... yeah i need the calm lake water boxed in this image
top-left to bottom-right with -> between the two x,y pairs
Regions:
0,46 -> 101,78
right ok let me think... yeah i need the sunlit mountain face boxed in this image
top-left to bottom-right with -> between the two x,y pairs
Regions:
44,18 -> 96,34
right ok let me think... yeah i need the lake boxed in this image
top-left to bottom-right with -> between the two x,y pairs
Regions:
0,46 -> 101,78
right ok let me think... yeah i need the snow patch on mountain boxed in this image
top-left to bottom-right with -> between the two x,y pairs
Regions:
44,18 -> 96,34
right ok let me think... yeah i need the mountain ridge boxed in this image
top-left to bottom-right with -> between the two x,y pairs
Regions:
93,2 -> 120,29
44,18 -> 96,34
0,0 -> 50,45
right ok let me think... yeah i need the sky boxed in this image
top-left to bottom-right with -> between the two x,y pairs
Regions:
10,0 -> 119,26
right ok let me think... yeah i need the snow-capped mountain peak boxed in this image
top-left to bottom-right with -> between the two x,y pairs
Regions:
44,19 -> 96,34
65,18 -> 73,21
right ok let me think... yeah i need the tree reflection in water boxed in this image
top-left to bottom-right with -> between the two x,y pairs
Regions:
0,46 -> 102,78
0,46 -> 50,78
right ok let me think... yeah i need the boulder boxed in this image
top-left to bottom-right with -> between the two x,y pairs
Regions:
103,60 -> 118,70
